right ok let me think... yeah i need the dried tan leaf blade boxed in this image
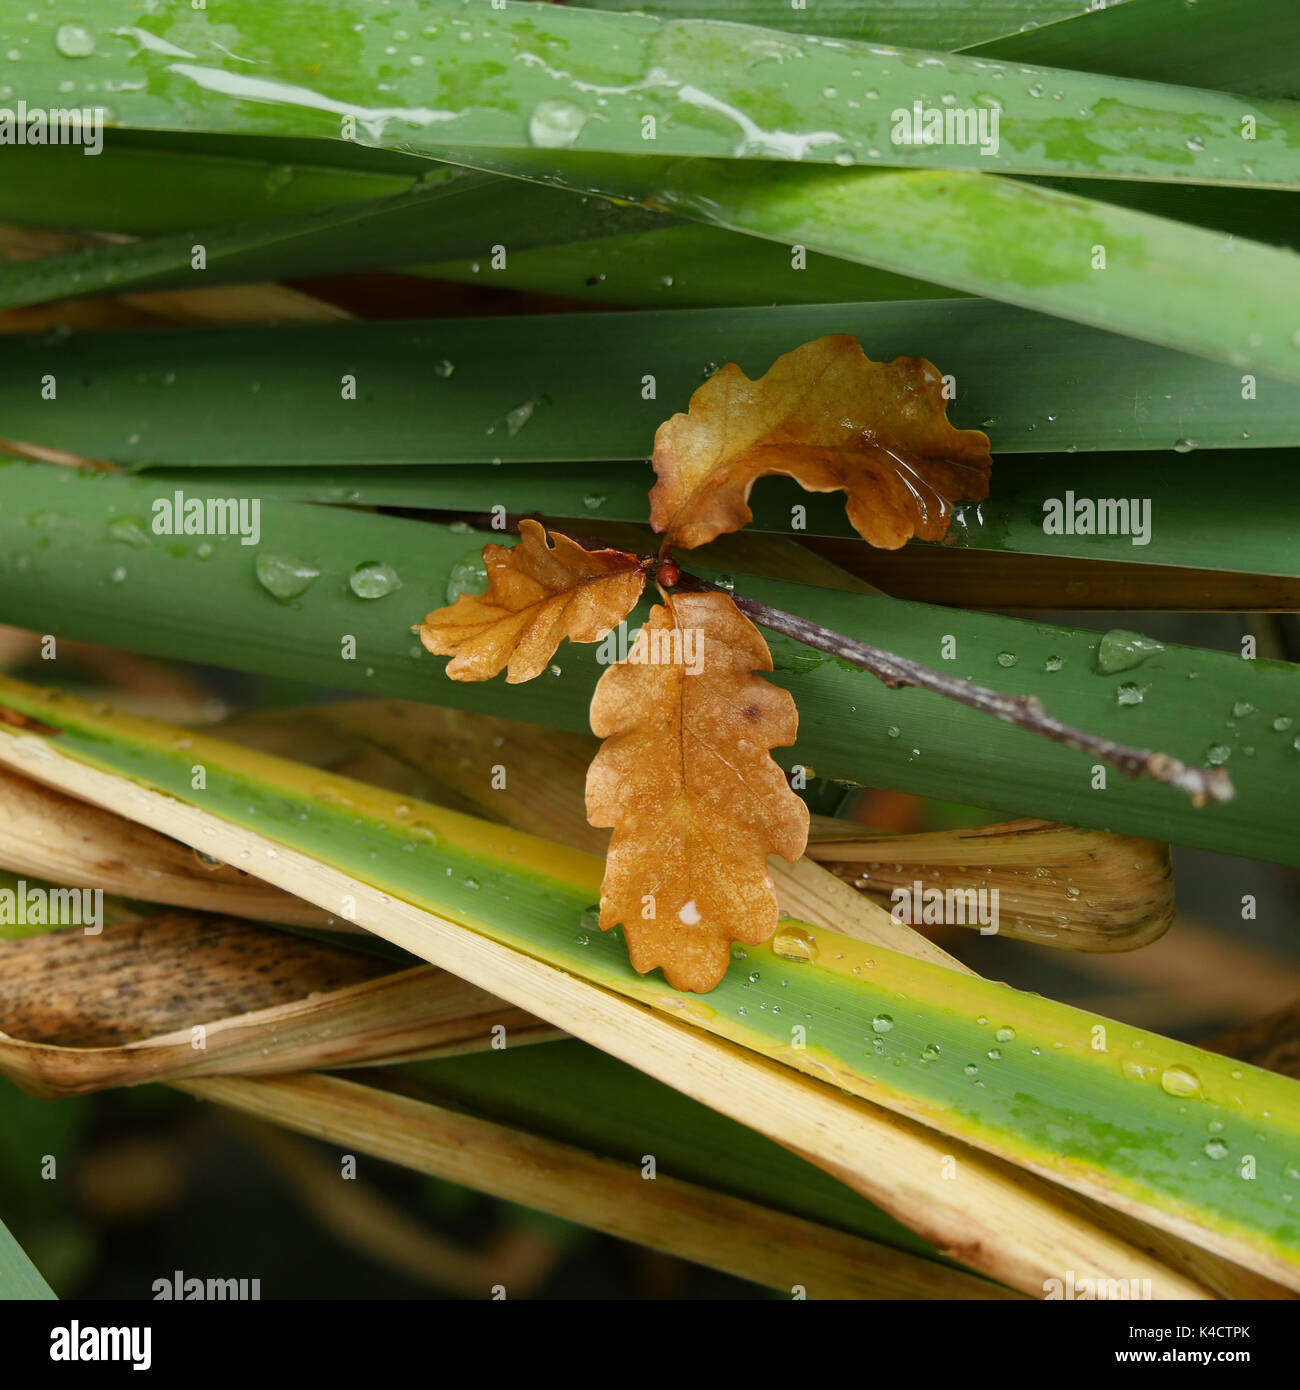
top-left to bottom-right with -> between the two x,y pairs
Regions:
586,592 -> 809,993
650,334 -> 992,551
419,520 -> 645,683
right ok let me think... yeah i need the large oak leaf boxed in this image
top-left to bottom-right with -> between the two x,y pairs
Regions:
586,592 -> 809,993
650,334 -> 992,551
419,520 -> 644,683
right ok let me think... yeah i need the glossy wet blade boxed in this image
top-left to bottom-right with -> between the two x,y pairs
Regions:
2,462 -> 1299,866
11,3 -> 1298,185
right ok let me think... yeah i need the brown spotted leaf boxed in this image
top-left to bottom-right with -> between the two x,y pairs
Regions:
585,592 -> 809,993
650,334 -> 992,551
419,520 -> 645,683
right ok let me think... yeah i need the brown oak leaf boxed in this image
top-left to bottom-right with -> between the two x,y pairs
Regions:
419,520 -> 645,683
585,591 -> 809,992
650,334 -> 992,551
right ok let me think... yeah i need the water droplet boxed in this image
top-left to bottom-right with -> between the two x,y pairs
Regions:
445,547 -> 489,602
1160,1065 -> 1201,1098
461,876 -> 481,890
1095,629 -> 1165,674
1116,681 -> 1146,706
1206,744 -> 1231,766
348,560 -> 402,599
106,516 -> 150,548
505,399 -> 539,436
1027,82 -> 1045,97
55,23 -> 95,57
582,493 -> 605,511
995,1026 -> 1016,1043
963,1063 -> 979,1076
773,922 -> 819,963
1204,1138 -> 1228,1159
996,651 -> 1017,668
1231,700 -> 1255,718
434,359 -> 455,378
1173,438 -> 1196,454
528,99 -> 587,149
256,552 -> 320,602
887,725 -> 900,738
1044,654 -> 1063,672
1186,136 -> 1205,152
921,1042 -> 941,1060
871,1014 -> 894,1033
987,1048 -> 1002,1060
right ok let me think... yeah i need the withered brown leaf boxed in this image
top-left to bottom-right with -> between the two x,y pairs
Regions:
650,334 -> 992,551
419,520 -> 645,683
585,591 -> 809,993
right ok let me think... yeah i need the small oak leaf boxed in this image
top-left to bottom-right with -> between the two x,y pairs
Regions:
650,334 -> 992,551
419,520 -> 645,683
585,591 -> 809,993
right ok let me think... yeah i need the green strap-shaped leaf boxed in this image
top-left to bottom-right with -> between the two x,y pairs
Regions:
2,461 -> 1298,866
0,169 -> 676,313
0,300 -> 1290,465
9,1 -> 1296,185
151,448 -> 1299,578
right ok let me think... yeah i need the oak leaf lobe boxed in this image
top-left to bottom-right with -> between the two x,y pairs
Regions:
650,334 -> 992,552
418,520 -> 645,683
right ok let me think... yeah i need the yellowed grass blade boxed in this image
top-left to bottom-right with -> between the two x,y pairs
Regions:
221,702 -> 968,971
806,819 -> 1175,952
0,730 -> 1259,1299
0,911 -> 554,1097
0,765 -> 339,929
180,1069 -> 1020,1301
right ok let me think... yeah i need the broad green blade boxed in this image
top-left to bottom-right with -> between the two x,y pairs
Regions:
0,681 -> 1296,1287
0,1215 -> 55,1300
3,461 -> 1299,866
571,1 -> 1097,50
0,136 -> 421,234
0,170 -> 675,312
423,146 -> 1300,384
11,3 -> 1296,186
0,301 -> 1291,466
969,0 -> 1300,100
408,174 -> 1300,303
158,449 -> 1300,579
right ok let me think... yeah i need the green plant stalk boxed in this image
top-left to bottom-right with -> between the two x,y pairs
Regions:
0,300 -> 1291,466
3,462 -> 1298,865
0,678 -> 1297,1282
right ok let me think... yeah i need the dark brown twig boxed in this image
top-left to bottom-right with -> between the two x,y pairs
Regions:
672,570 -> 1233,807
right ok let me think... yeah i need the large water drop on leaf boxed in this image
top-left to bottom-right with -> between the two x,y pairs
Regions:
348,560 -> 402,599
528,100 -> 587,149
55,23 -> 95,57
256,552 -> 320,602
1096,629 -> 1165,674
